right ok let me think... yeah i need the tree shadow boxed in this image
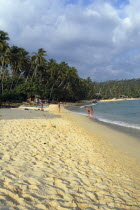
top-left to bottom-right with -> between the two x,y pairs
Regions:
0,108 -> 62,120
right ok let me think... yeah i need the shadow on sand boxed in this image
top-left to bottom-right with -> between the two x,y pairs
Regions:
0,108 -> 61,120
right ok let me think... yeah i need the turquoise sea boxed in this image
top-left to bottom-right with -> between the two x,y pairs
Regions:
67,100 -> 140,137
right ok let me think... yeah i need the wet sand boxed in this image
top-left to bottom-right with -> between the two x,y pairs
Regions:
66,111 -> 140,164
0,106 -> 140,209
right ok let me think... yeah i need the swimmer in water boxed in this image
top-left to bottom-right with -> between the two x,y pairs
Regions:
90,106 -> 94,118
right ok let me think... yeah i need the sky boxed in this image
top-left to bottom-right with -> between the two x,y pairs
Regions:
0,0 -> 140,81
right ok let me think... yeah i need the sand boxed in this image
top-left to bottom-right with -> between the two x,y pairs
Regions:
66,112 -> 140,164
99,98 -> 140,103
0,105 -> 140,210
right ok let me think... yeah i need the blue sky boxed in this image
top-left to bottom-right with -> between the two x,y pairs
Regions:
65,0 -> 93,6
0,0 -> 140,81
66,0 -> 129,8
106,0 -> 129,8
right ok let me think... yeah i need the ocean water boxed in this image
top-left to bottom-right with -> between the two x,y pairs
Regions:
67,100 -> 140,131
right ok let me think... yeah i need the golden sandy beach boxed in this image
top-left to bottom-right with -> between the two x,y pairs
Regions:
0,105 -> 140,210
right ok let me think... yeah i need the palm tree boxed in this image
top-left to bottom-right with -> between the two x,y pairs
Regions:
47,61 -> 79,101
16,48 -> 30,82
6,46 -> 30,90
0,31 -> 10,94
0,30 -> 9,54
62,66 -> 79,100
0,31 -> 10,70
31,48 -> 47,80
0,30 -> 9,41
15,48 -> 30,85
7,45 -> 21,76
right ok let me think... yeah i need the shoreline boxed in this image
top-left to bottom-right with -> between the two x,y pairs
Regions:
99,97 -> 140,103
1,106 -> 140,209
66,105 -> 140,142
94,117 -> 140,141
66,109 -> 140,163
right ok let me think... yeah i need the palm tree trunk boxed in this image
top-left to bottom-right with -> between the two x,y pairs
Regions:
15,73 -> 21,86
1,81 -> 3,95
10,75 -> 14,91
49,78 -> 59,100
1,66 -> 5,94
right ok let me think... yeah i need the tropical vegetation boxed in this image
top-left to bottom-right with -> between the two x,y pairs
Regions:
0,30 -> 140,103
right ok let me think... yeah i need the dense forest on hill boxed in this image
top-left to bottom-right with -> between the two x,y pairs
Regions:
0,30 -> 140,102
94,78 -> 140,99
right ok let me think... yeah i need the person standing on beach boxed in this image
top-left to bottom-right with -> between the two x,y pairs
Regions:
63,102 -> 66,107
85,106 -> 88,114
58,102 -> 61,112
85,106 -> 90,118
40,100 -> 44,111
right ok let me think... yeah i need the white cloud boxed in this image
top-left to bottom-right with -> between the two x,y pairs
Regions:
0,0 -> 140,81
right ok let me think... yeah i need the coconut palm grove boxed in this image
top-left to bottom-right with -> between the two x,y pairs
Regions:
0,30 -> 140,103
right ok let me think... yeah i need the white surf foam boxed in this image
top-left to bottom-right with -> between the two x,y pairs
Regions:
68,109 -> 140,130
96,116 -> 140,130
80,103 -> 97,108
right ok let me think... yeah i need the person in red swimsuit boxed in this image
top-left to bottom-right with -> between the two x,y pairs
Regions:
58,102 -> 60,113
